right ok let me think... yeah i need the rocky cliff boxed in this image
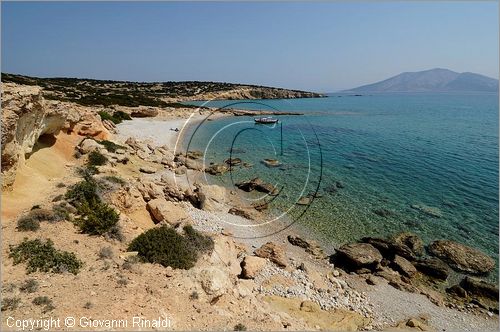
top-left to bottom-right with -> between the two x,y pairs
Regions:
1,83 -> 109,189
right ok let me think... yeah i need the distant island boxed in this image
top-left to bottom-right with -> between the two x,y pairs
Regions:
344,68 -> 499,93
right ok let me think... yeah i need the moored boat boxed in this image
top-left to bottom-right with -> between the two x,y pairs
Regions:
254,117 -> 278,124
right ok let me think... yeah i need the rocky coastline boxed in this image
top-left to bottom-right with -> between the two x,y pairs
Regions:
1,82 -> 498,331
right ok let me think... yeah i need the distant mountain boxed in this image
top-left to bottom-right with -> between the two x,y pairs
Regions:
345,68 -> 498,93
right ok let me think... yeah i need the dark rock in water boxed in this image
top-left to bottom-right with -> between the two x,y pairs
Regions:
344,164 -> 356,169
428,240 -> 495,275
373,208 -> 393,218
460,277 -> 499,301
325,185 -> 338,195
252,202 -> 268,211
391,255 -> 417,278
262,158 -> 281,167
332,243 -> 382,271
206,164 -> 228,175
224,157 -> 242,166
392,232 -> 424,257
309,191 -> 323,198
236,177 -> 278,195
442,200 -> 457,208
227,147 -> 245,154
413,257 -> 449,280
287,235 -> 326,259
446,285 -> 468,298
335,181 -> 345,189
242,162 -> 253,168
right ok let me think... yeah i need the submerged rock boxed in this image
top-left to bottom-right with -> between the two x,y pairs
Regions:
428,240 -> 495,274
373,208 -> 394,218
205,163 -> 228,175
262,158 -> 281,167
296,196 -> 312,205
287,235 -> 326,259
410,204 -> 443,218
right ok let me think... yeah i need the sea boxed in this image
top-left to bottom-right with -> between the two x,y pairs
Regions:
182,93 -> 499,280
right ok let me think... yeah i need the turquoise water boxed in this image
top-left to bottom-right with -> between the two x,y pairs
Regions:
183,93 -> 498,278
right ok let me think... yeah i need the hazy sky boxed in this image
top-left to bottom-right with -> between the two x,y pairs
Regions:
2,2 -> 498,92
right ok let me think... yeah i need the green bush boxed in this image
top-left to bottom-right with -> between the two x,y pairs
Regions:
65,179 -> 100,207
75,201 -> 119,236
98,110 -> 132,124
97,140 -> 125,153
183,225 -> 214,253
128,225 -> 214,270
32,296 -> 52,306
65,178 -> 120,237
88,150 -> 107,166
9,239 -> 83,274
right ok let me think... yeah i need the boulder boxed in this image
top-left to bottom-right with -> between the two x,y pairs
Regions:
254,242 -> 287,268
428,240 -> 495,274
334,243 -> 382,271
391,255 -> 417,278
392,232 -> 424,256
361,237 -> 417,261
184,158 -> 204,171
262,158 -> 281,167
228,207 -> 257,220
146,198 -> 188,226
208,235 -> 242,277
460,277 -> 499,301
79,138 -> 103,154
413,257 -> 449,280
136,180 -> 163,201
446,285 -> 468,298
196,184 -> 227,212
240,256 -> 267,279
139,166 -> 157,174
224,157 -> 242,166
131,107 -> 159,118
287,235 -> 326,259
199,267 -> 232,297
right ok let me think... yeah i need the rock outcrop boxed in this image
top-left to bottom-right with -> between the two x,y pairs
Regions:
1,83 -> 108,189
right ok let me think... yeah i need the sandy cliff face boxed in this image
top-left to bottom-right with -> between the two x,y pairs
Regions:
1,83 -> 108,189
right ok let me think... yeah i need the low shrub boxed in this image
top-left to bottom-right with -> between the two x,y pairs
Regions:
234,323 -> 247,331
32,296 -> 52,306
1,297 -> 20,311
17,208 -> 61,231
88,150 -> 107,166
127,225 -> 213,270
17,216 -> 40,232
83,301 -> 93,309
9,239 -> 83,274
183,225 -> 214,253
113,110 -> 132,122
189,291 -> 199,300
104,175 -> 126,185
65,179 -> 100,207
19,279 -> 39,293
98,246 -> 113,259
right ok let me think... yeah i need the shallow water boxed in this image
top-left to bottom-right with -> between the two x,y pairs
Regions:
183,93 -> 499,280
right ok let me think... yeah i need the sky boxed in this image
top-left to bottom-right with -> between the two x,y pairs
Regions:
1,2 -> 498,92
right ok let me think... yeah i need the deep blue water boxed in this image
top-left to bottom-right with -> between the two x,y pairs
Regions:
183,93 -> 498,278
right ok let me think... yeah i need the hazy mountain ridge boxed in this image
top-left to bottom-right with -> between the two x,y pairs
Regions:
345,68 -> 498,93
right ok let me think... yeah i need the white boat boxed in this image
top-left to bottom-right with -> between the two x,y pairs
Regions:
254,117 -> 278,124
